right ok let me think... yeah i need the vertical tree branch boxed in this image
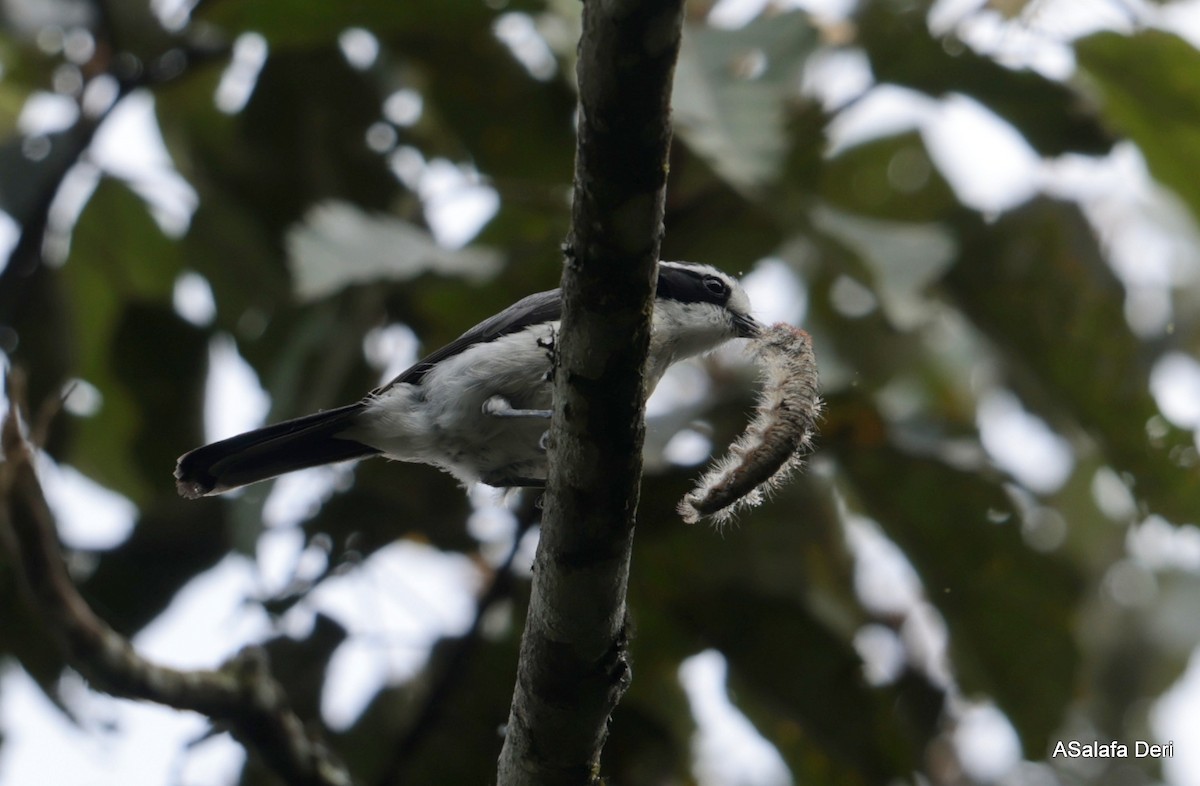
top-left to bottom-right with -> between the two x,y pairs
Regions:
496,1 -> 685,783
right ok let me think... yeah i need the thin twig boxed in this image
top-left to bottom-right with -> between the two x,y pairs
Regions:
0,380 -> 355,786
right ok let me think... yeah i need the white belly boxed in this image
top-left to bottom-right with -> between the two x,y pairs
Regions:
347,324 -> 558,486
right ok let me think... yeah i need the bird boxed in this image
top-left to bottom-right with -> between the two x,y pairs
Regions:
175,261 -> 760,498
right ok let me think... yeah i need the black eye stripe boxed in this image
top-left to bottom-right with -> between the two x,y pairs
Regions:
656,265 -> 732,306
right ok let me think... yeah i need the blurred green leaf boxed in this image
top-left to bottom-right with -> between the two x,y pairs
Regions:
109,303 -> 208,486
62,178 -> 185,501
812,204 -> 955,329
286,201 -> 503,301
672,12 -> 817,194
1076,30 -> 1200,222
821,132 -> 958,222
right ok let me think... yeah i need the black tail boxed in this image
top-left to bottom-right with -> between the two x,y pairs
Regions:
174,403 -> 380,498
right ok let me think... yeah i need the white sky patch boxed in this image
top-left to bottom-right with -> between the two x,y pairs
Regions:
830,88 -> 1045,215
1150,352 -> 1200,429
844,516 -> 923,615
1090,466 -> 1137,522
173,270 -> 216,327
339,27 -> 380,70
363,322 -> 421,385
82,74 -> 121,119
977,390 -> 1073,495
1104,557 -> 1157,609
38,160 -> 100,264
0,665 -> 244,786
784,0 -> 857,21
35,451 -> 137,550
0,210 -> 19,270
852,623 -> 906,685
826,85 -> 935,155
467,485 -> 521,566
493,13 -> 557,81
679,650 -> 793,786
931,0 -> 1142,78
953,702 -> 1022,782
1045,145 -> 1196,285
663,428 -> 714,467
707,0 -> 770,29
388,145 -> 425,190
419,159 -> 500,249
386,148 -> 500,249
1008,0 -> 1139,40
927,0 -> 986,31
321,637 -> 393,731
204,334 -> 270,443
62,376 -> 103,417
921,94 -> 1041,214
742,257 -> 807,326
511,523 -> 540,577
900,602 -> 953,688
383,88 -> 423,127
17,90 -> 79,134
1152,644 -> 1200,786
152,0 -> 199,31
216,32 -> 268,115
91,90 -> 198,236
365,121 -> 397,153
1126,515 -> 1200,573
467,485 -> 516,539
262,465 -> 351,529
945,6 -> 1076,78
256,525 -> 306,597
801,47 -> 874,111
710,0 -> 856,27
647,361 -> 714,418
177,733 -> 245,786
1160,0 -> 1200,49
133,555 -> 271,668
1043,144 -> 1200,338
281,541 -> 479,729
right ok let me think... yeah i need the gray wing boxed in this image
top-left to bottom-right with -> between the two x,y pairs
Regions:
378,289 -> 563,390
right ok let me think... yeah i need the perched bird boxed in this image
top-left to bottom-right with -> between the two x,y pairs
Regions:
175,261 -> 760,498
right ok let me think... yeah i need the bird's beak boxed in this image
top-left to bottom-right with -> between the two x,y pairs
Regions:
733,312 -> 763,338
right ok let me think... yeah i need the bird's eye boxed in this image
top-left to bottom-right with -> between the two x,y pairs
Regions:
702,275 -> 729,297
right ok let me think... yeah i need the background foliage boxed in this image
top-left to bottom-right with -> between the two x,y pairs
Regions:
2,0 -> 1200,784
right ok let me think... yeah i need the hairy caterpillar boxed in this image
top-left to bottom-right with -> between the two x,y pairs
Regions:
678,323 -> 821,525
